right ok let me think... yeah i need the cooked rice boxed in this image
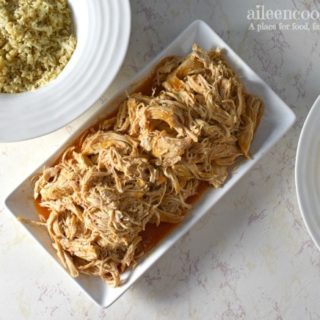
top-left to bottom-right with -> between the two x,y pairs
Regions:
0,0 -> 76,93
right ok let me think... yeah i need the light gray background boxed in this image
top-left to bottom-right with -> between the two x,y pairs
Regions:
1,0 -> 319,319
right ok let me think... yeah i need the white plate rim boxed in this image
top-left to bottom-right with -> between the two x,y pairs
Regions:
0,0 -> 131,142
296,95 -> 320,250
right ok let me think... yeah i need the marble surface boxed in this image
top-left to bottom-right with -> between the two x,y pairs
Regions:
1,0 -> 320,319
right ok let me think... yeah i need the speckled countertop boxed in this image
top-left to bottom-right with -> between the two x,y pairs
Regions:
1,0 -> 320,319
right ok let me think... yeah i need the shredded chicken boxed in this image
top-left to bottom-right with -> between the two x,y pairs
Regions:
33,44 -> 263,286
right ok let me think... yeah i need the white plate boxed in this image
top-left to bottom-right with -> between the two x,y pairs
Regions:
0,0 -> 131,142
4,20 -> 296,307
296,96 -> 320,250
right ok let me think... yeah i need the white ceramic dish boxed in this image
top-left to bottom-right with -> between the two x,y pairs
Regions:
296,96 -> 320,250
4,20 -> 296,307
0,0 -> 131,142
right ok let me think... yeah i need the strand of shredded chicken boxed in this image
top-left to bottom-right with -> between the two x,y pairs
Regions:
33,44 -> 263,287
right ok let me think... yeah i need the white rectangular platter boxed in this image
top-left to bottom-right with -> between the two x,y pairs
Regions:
4,20 -> 296,307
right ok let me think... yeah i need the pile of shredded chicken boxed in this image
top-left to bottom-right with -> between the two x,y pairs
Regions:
33,45 -> 263,286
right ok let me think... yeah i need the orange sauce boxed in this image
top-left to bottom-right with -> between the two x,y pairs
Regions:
34,198 -> 50,220
33,56 -> 210,253
140,222 -> 177,252
186,181 -> 209,205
